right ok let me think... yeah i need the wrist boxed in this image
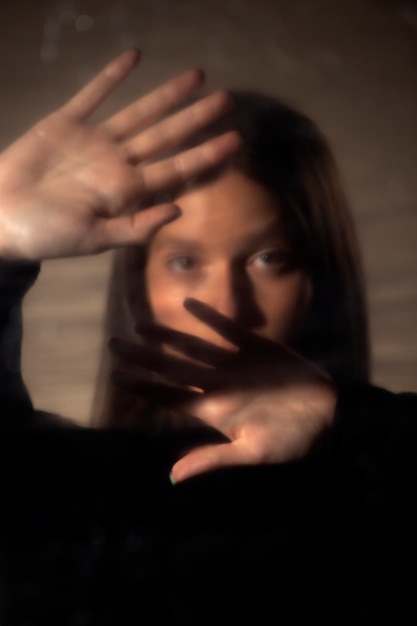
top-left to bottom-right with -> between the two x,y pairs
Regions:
0,257 -> 41,300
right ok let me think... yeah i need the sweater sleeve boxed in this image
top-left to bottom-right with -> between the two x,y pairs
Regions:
0,258 -> 40,422
328,382 -> 417,475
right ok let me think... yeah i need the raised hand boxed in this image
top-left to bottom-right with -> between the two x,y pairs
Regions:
0,50 -> 240,261
110,298 -> 337,482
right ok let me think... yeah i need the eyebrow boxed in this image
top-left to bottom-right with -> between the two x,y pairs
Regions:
239,221 -> 289,253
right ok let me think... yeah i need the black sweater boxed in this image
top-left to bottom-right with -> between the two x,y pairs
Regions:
0,259 -> 416,625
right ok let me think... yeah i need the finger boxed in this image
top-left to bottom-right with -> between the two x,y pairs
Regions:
108,338 -> 219,389
184,298 -> 314,380
125,91 -> 233,163
94,203 -> 181,250
103,68 -> 205,141
135,322 -> 238,366
139,131 -> 242,195
111,370 -> 200,408
62,49 -> 141,120
184,298 -> 309,371
183,298 -> 259,350
171,441 -> 254,483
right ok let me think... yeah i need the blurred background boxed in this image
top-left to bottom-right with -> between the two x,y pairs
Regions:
1,0 -> 416,425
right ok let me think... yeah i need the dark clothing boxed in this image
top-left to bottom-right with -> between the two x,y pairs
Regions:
0,259 -> 39,419
0,259 -> 416,624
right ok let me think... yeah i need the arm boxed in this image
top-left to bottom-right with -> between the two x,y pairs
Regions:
0,259 -> 39,421
0,50 -> 240,423
110,299 -> 417,480
0,259 -> 81,428
329,382 -> 417,474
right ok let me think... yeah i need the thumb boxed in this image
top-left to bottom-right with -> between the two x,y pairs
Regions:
170,440 -> 252,483
100,203 -> 181,249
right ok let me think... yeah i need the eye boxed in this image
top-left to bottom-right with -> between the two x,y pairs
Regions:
167,256 -> 198,273
253,250 -> 290,270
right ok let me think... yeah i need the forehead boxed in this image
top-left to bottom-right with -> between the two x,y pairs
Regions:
153,170 -> 283,245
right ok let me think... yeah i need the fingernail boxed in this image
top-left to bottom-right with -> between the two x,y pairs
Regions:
169,472 -> 177,486
183,297 -> 199,310
166,204 -> 182,220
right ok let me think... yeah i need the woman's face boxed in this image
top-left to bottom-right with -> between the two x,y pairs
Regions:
145,169 -> 312,349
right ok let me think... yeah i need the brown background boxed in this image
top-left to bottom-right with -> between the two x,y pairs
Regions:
1,0 -> 416,425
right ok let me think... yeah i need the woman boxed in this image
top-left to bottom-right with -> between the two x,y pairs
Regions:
1,50 -> 416,623
0,49 -> 240,419
95,89 -> 370,482
0,47 -> 414,491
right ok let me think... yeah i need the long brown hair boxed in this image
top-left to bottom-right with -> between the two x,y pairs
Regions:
93,91 -> 370,429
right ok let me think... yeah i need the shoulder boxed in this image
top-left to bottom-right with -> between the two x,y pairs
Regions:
329,381 -> 417,472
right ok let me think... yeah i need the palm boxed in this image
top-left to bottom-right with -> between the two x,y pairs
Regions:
111,298 -> 337,481
0,121 -> 127,257
0,50 -> 239,261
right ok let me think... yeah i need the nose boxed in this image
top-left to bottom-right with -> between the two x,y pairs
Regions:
191,262 -> 265,331
195,264 -> 238,321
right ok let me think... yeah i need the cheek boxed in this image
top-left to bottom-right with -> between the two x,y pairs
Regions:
257,273 -> 312,343
145,263 -> 183,325
144,263 -> 236,349
145,262 -> 202,338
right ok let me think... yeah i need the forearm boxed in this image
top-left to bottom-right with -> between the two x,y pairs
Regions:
328,382 -> 417,474
0,258 -> 40,421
